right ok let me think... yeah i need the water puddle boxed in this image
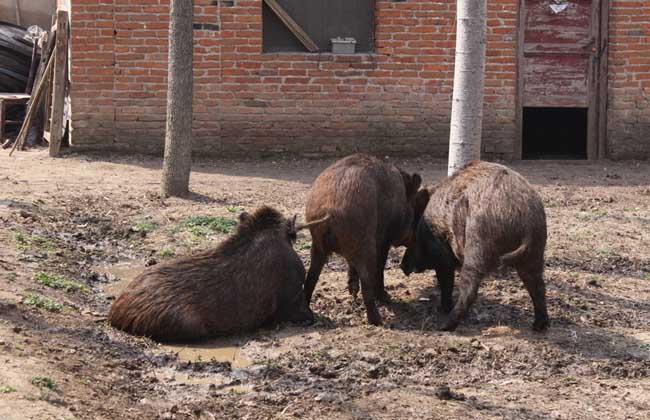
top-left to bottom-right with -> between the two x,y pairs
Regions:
161,339 -> 252,368
152,367 -> 254,394
94,261 -> 143,297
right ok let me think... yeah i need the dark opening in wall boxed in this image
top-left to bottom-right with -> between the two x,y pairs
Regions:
262,0 -> 374,53
522,107 -> 587,159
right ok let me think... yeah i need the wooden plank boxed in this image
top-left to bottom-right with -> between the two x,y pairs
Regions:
0,94 -> 30,100
515,0 -> 525,160
263,0 -> 319,53
0,100 -> 5,143
8,50 -> 54,156
49,9 -> 68,157
597,0 -> 609,159
586,0 -> 599,160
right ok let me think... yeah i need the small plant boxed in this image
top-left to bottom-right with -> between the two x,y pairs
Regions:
184,216 -> 237,236
31,376 -> 57,390
159,248 -> 176,258
23,294 -> 63,312
35,272 -> 89,293
226,205 -> 244,213
0,384 -> 16,393
263,358 -> 281,370
15,232 -> 55,251
132,220 -> 157,233
295,239 -> 311,251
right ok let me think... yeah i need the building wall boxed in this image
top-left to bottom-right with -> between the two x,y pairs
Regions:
607,0 -> 650,159
70,0 -> 650,159
70,0 -> 518,158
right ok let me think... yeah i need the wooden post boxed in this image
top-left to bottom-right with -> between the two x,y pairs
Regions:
49,9 -> 68,157
8,54 -> 54,156
0,100 -> 5,144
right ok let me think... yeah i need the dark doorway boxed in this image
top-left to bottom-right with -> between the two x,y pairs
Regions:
522,107 -> 588,160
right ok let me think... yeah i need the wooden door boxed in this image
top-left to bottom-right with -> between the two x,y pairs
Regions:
518,0 -> 608,159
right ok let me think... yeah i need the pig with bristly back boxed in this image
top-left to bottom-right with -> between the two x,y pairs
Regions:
108,207 -> 326,341
400,161 -> 550,332
304,153 -> 424,326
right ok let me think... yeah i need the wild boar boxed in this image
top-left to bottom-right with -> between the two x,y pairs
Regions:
400,161 -> 549,332
304,153 -> 423,326
108,207 -> 325,341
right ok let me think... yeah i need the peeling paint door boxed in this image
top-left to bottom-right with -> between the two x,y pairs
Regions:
518,0 -> 608,159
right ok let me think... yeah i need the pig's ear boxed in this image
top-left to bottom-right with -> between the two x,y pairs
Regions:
411,173 -> 422,191
287,214 -> 298,241
238,212 -> 251,223
405,173 -> 422,198
415,188 -> 430,214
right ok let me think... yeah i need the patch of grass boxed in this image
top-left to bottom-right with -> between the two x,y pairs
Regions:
263,358 -> 281,370
184,216 -> 237,236
14,232 -> 55,251
296,239 -> 311,251
23,294 -> 63,312
564,375 -> 578,385
31,376 -> 57,390
226,205 -> 244,213
35,272 -> 89,293
132,220 -> 157,233
159,248 -> 176,258
0,384 -> 16,393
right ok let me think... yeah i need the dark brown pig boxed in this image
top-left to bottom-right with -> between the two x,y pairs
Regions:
108,207 -> 325,341
304,153 -> 423,326
400,161 -> 549,332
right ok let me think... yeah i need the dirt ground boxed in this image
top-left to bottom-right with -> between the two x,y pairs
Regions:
0,149 -> 649,420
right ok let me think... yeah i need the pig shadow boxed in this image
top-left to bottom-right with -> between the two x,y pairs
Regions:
383,277 -> 650,366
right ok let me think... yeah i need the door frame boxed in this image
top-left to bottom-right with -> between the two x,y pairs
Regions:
515,0 -> 609,160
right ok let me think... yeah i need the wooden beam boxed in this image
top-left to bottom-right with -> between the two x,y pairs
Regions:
9,52 -> 54,156
263,0 -> 319,53
597,0 -> 609,159
49,9 -> 69,157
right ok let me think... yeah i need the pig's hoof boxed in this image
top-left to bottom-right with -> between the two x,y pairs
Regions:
532,318 -> 549,332
440,319 -> 459,332
437,303 -> 453,314
348,285 -> 360,299
367,312 -> 383,326
377,290 -> 392,304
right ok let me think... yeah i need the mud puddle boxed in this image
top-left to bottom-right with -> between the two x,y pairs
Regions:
161,340 -> 253,368
94,260 -> 144,297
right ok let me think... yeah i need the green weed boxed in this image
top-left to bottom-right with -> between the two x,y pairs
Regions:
296,239 -> 311,251
159,248 -> 176,258
184,216 -> 236,236
0,385 -> 16,393
23,294 -> 63,312
31,376 -> 57,390
132,220 -> 157,233
35,272 -> 89,293
226,205 -> 244,213
14,232 -> 55,251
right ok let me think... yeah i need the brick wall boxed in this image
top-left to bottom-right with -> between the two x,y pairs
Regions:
70,0 -> 520,158
70,0 -> 650,159
607,0 -> 650,159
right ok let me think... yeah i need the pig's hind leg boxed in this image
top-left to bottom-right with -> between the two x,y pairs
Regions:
516,261 -> 549,332
305,245 -> 328,304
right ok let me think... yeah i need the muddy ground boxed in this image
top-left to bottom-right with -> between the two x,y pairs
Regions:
0,149 -> 649,420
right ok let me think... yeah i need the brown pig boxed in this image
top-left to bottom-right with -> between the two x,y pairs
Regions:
304,153 -> 423,326
108,207 -> 325,341
400,161 -> 549,332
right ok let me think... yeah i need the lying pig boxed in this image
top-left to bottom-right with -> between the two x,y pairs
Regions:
400,161 -> 549,332
108,207 -> 326,341
304,153 -> 423,326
